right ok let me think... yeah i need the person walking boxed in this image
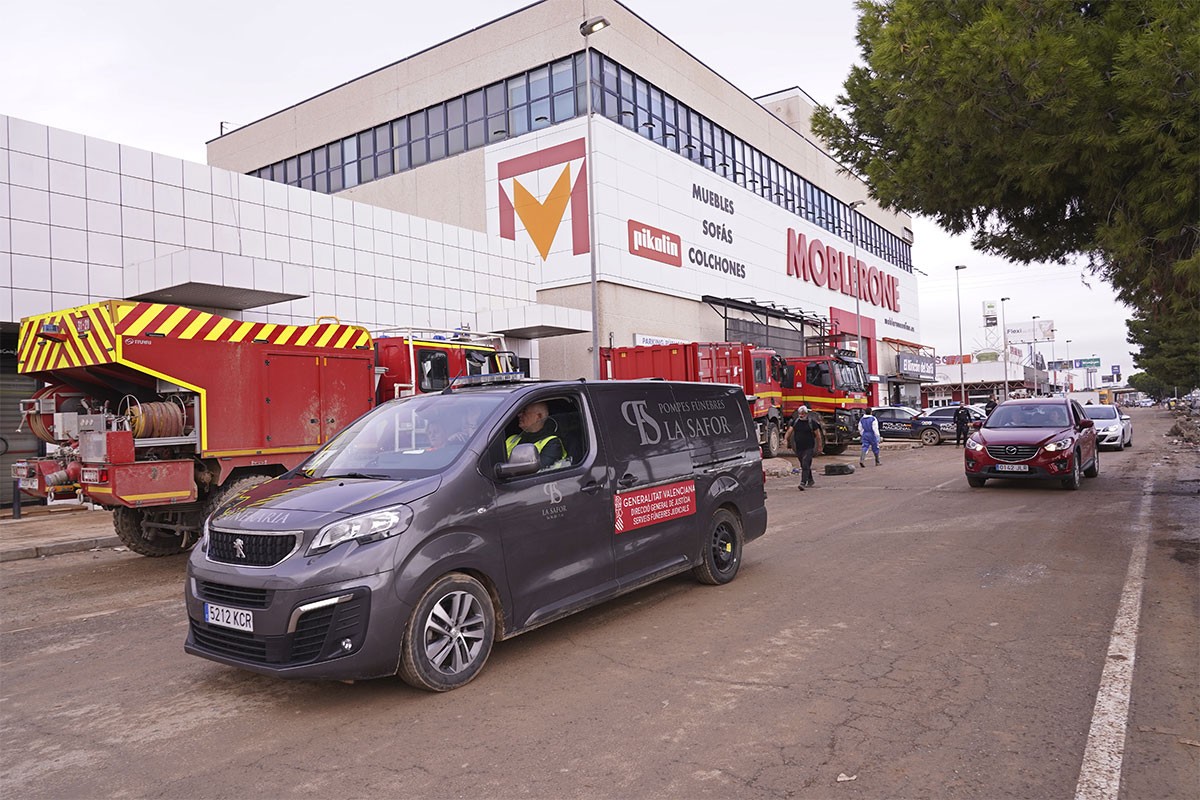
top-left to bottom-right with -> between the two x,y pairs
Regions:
953,404 -> 973,447
786,405 -> 824,490
859,409 -> 881,467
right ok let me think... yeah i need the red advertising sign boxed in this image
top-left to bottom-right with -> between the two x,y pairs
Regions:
627,220 -> 683,267
613,479 -> 696,534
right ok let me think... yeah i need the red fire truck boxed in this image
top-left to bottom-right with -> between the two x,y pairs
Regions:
599,341 -> 867,456
13,300 -> 514,556
600,342 -> 791,457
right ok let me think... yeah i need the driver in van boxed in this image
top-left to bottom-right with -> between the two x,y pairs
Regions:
506,401 -> 566,469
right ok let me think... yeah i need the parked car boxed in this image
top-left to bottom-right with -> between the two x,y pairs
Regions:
185,377 -> 767,690
871,406 -> 944,446
1083,404 -> 1133,450
916,405 -> 988,444
964,397 -> 1099,489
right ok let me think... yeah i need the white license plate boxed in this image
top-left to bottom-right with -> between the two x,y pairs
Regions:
204,603 -> 254,633
19,476 -> 39,489
81,467 -> 101,483
995,463 -> 1029,472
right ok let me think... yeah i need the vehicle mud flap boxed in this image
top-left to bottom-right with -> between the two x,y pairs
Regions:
824,463 -> 855,476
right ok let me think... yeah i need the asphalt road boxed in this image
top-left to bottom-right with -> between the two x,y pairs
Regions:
1,408 -> 1196,799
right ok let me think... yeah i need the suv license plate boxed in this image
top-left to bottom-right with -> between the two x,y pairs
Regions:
995,464 -> 1029,472
204,603 -> 254,633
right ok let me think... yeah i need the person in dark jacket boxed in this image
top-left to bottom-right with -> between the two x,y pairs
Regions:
984,395 -> 998,416
953,405 -> 973,446
786,406 -> 824,490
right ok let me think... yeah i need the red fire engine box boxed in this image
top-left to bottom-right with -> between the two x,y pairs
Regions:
106,431 -> 136,464
85,460 -> 197,508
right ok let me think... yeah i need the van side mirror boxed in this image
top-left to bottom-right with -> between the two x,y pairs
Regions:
495,443 -> 540,479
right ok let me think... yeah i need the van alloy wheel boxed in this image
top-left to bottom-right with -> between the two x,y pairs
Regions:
400,573 -> 495,691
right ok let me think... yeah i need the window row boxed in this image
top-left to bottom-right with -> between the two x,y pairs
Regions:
251,51 -> 911,272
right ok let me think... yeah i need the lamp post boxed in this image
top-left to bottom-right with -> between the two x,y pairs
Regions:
581,13 -> 610,379
848,200 -> 867,399
1000,296 -> 1010,401
1065,339 -> 1073,390
954,265 -> 967,405
1049,329 -> 1057,395
1031,315 -> 1041,396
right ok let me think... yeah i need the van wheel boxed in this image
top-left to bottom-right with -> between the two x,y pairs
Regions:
920,427 -> 942,446
692,509 -> 744,585
762,423 -> 781,459
400,573 -> 495,692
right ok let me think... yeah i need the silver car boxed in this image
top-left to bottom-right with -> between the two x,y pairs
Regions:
1083,404 -> 1133,450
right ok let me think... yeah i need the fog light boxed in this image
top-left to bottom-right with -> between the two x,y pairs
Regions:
340,638 -> 353,652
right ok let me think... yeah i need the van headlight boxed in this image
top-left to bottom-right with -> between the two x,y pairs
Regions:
1043,436 -> 1075,452
309,505 -> 414,555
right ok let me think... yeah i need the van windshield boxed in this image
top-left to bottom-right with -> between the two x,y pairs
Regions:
299,394 -> 504,480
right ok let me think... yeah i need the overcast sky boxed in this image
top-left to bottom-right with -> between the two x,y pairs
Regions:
1,0 -> 1136,380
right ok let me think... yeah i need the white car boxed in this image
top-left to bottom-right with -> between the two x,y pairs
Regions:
1083,404 -> 1133,450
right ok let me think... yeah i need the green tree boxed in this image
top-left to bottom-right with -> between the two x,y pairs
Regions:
812,0 -> 1199,383
1126,311 -> 1200,390
1127,371 -> 1171,400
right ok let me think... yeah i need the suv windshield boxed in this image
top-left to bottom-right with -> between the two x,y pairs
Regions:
986,403 -> 1071,429
299,393 -> 504,480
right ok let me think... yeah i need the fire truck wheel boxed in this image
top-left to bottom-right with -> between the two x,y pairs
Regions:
692,508 -> 744,586
399,573 -> 496,692
762,423 -> 781,459
112,506 -> 187,557
822,443 -> 848,456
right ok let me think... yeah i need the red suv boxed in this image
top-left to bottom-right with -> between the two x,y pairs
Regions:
964,398 -> 1099,489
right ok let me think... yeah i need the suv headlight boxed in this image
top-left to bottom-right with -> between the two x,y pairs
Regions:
965,438 -> 985,451
1043,436 -> 1075,452
309,505 -> 414,555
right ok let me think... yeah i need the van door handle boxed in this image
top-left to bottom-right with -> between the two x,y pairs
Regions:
617,474 -> 638,488
580,481 -> 603,495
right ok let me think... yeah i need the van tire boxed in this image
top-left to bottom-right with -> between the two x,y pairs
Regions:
692,509 -> 744,585
400,573 -> 495,692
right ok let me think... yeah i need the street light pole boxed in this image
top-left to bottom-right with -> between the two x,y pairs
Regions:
955,265 -> 967,405
1049,329 -> 1057,395
581,13 -> 610,379
1031,315 -> 1041,396
848,200 -> 867,399
1000,296 -> 1010,401
1065,339 -> 1073,391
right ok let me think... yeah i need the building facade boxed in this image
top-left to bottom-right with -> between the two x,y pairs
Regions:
208,0 -> 922,400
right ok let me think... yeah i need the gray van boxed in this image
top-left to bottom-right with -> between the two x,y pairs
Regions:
184,378 -> 767,690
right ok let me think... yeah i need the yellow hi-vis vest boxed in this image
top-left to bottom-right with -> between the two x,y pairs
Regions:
505,433 -> 561,458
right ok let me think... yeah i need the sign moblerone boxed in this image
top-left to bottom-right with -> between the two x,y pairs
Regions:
785,228 -> 901,312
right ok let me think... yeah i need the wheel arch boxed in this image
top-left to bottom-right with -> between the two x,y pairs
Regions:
393,530 -> 510,638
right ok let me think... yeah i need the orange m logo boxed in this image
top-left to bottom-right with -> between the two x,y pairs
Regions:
498,139 -> 590,260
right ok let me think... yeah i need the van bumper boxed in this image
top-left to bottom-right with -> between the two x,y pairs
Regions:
184,568 -> 410,681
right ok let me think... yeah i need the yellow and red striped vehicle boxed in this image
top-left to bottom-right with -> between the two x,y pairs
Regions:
14,300 -> 514,556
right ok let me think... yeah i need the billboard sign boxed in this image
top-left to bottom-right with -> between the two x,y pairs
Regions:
1076,357 -> 1102,368
897,353 -> 937,380
982,301 -> 997,328
1006,319 -> 1055,343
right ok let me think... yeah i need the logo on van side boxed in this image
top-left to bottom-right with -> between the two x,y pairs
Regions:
621,401 -> 662,445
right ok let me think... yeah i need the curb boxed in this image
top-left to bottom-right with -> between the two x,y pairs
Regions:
0,535 -> 124,563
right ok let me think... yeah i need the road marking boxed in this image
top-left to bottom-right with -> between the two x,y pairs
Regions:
1073,470 -> 1154,800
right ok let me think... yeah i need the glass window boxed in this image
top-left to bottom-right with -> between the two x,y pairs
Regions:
487,114 -> 507,141
446,97 -> 464,128
447,127 -> 465,155
300,175 -> 314,191
635,77 -> 649,110
374,124 -> 390,151
466,89 -> 485,121
409,110 -> 427,140
315,146 -> 328,172
394,145 -> 410,172
485,82 -> 505,114
411,138 -> 428,167
551,57 -> 573,93
602,90 -> 619,120
343,160 -> 359,188
601,56 -> 617,91
359,156 -> 375,183
508,106 -> 530,137
429,133 -> 446,161
343,136 -> 357,163
467,119 -> 485,149
552,91 -> 575,122
427,105 -> 446,134
418,351 -> 450,392
531,98 -> 551,129
376,152 -> 392,178
329,168 -> 344,192
299,152 -> 313,178
358,131 -> 374,158
507,75 -> 527,106
618,66 -> 634,103
529,66 -> 550,99
392,118 -> 409,145
285,156 -> 298,182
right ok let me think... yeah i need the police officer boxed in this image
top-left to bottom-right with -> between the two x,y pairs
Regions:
506,401 -> 566,469
953,404 -> 973,446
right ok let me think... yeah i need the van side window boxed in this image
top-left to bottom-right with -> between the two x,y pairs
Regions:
418,350 -> 449,391
493,395 -> 587,475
